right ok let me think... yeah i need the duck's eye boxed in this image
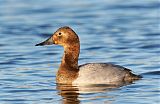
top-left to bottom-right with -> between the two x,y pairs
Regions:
58,32 -> 62,36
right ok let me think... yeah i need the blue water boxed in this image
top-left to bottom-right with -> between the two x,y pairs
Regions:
0,0 -> 160,104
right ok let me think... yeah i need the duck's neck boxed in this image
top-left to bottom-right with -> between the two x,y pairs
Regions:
60,43 -> 80,71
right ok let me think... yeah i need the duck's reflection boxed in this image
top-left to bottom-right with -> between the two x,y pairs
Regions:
57,84 -> 80,104
56,81 -> 132,104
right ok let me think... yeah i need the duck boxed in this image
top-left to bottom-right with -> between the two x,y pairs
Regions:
36,26 -> 141,85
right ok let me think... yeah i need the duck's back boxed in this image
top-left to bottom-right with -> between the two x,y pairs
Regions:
73,63 -> 141,85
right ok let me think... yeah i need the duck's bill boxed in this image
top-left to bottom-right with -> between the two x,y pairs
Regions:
35,36 -> 55,46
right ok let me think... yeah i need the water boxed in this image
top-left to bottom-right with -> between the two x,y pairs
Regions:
0,0 -> 159,104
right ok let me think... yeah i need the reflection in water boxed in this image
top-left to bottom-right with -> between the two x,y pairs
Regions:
56,81 -> 134,104
57,84 -> 80,104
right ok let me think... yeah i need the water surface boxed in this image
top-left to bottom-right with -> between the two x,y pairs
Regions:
0,0 -> 159,104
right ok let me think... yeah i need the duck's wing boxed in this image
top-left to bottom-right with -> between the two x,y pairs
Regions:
73,63 -> 141,84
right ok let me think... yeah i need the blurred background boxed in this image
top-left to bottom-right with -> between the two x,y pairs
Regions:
0,0 -> 159,104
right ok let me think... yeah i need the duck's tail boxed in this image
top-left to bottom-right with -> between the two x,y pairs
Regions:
124,68 -> 142,82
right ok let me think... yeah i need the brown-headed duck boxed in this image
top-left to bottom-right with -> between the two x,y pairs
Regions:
36,26 -> 141,85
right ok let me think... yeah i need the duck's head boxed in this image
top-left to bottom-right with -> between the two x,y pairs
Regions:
36,26 -> 79,47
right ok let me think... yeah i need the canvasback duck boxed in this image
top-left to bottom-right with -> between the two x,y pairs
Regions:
36,26 -> 141,85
